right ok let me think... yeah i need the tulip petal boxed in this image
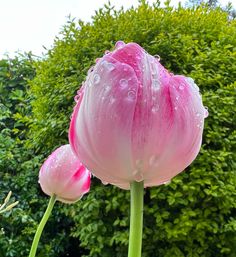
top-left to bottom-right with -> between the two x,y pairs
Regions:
70,56 -> 139,186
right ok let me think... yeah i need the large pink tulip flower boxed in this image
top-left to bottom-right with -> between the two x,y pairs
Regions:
39,144 -> 91,203
69,41 -> 208,189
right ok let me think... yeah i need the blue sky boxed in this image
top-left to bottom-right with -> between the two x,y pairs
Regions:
0,0 -> 234,58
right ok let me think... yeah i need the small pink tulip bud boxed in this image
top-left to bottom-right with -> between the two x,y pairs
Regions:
69,42 -> 207,189
39,144 -> 91,203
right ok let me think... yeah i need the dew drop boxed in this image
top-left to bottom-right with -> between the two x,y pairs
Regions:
149,155 -> 159,167
152,79 -> 160,91
127,89 -> 136,100
152,105 -> 159,113
74,95 -> 80,102
115,41 -> 125,49
196,112 -> 201,117
87,66 -> 94,74
204,107 -> 209,118
93,74 -> 100,84
154,54 -> 161,61
151,63 -> 157,75
133,170 -> 144,182
174,106 -> 178,111
88,80 -> 92,87
135,159 -> 143,169
102,61 -> 115,71
102,180 -> 109,185
109,96 -> 116,104
105,50 -> 110,55
104,84 -> 111,94
175,96 -> 180,101
119,78 -> 128,88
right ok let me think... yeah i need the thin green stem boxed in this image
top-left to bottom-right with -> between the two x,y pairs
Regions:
29,195 -> 57,257
128,181 -> 144,257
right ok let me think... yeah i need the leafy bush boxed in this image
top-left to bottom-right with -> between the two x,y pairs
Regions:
0,55 -> 75,257
1,1 -> 236,257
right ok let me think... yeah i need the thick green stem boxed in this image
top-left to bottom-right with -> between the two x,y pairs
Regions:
128,181 -> 144,257
29,195 -> 56,257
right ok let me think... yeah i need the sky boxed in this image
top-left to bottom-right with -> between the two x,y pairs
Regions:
0,0 -> 234,58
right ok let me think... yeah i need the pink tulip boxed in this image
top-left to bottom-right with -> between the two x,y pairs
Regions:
39,144 -> 91,203
69,41 -> 208,189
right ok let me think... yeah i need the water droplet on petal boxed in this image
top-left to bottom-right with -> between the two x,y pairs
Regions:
179,84 -> 185,90
175,96 -> 180,101
105,50 -> 110,55
104,84 -> 111,94
152,79 -> 160,91
115,41 -> 125,49
154,54 -> 161,61
88,80 -> 92,87
135,159 -> 143,169
127,89 -> 136,100
102,60 -> 115,71
102,180 -> 109,185
151,63 -> 157,76
74,95 -> 80,102
93,74 -> 100,84
204,106 -> 209,118
119,79 -> 128,88
149,155 -> 159,167
152,105 -> 159,113
174,106 -> 178,111
87,66 -> 94,74
133,170 -> 144,182
109,96 -> 116,104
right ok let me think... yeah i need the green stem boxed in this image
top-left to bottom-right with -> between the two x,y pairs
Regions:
128,181 -> 144,257
29,195 -> 57,257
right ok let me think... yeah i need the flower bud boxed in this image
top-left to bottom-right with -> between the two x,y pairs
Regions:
39,144 -> 91,203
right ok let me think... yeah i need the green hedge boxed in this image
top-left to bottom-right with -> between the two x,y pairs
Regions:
1,2 -> 236,257
0,56 -> 75,257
